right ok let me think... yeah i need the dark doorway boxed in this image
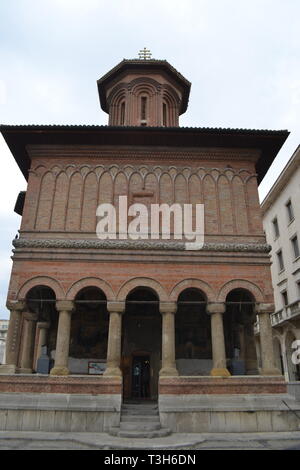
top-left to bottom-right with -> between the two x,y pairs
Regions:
131,355 -> 151,399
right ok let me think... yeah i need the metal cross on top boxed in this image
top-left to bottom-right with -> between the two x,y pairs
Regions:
138,47 -> 152,60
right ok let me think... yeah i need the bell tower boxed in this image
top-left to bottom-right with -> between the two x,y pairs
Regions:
97,49 -> 191,127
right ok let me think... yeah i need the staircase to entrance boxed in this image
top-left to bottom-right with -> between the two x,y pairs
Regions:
109,401 -> 171,438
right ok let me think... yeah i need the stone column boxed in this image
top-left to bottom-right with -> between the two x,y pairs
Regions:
159,302 -> 178,376
104,301 -> 125,376
19,312 -> 38,373
207,302 -> 231,377
256,303 -> 281,376
35,322 -> 50,369
0,300 -> 25,374
50,300 -> 74,376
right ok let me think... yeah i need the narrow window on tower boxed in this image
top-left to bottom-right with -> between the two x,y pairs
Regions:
163,103 -> 167,126
120,102 -> 125,125
141,96 -> 147,125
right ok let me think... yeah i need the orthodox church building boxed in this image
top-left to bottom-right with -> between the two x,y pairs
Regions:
0,51 -> 298,435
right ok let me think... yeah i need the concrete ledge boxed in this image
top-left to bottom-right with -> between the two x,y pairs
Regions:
0,393 -> 122,432
0,374 -> 122,395
0,393 -> 121,412
288,382 -> 300,401
159,376 -> 287,395
158,393 -> 300,432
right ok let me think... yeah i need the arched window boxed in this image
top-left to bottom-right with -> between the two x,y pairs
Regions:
120,102 -> 125,125
140,96 -> 147,125
162,102 -> 167,126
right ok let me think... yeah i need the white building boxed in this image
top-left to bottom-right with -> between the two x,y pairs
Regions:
261,145 -> 300,381
0,320 -> 9,365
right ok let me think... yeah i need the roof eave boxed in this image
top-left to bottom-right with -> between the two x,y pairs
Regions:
0,125 -> 289,183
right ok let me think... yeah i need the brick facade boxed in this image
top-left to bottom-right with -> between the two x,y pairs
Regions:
0,58 -> 289,399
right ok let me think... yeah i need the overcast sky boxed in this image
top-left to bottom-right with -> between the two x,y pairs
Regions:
0,0 -> 299,319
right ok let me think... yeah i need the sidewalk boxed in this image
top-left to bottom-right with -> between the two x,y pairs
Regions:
1,431 -> 300,450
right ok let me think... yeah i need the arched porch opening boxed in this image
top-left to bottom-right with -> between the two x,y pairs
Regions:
24,285 -> 57,373
224,288 -> 258,375
175,288 -> 211,375
69,286 -> 109,375
122,287 -> 161,401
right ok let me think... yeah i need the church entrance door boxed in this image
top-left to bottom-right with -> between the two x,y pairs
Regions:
131,354 -> 151,399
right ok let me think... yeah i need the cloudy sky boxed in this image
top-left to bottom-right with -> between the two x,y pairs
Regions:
0,0 -> 299,319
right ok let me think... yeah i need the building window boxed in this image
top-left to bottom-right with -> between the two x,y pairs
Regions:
296,281 -> 300,298
277,249 -> 284,272
163,103 -> 167,126
272,217 -> 280,238
120,102 -> 125,125
286,199 -> 294,223
291,235 -> 300,259
141,96 -> 147,125
281,290 -> 289,307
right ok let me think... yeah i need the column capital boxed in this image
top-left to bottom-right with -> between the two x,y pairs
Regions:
159,302 -> 177,314
37,321 -> 51,330
255,303 -> 275,315
206,302 -> 226,315
107,301 -> 125,313
23,312 -> 38,322
56,300 -> 75,312
6,300 -> 26,311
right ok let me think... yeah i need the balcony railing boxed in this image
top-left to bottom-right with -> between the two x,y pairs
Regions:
254,300 -> 300,333
270,300 -> 300,327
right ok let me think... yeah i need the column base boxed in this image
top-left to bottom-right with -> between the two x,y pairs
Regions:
103,367 -> 122,377
259,367 -> 282,376
159,367 -> 179,377
18,368 -> 33,374
0,364 -> 17,374
210,368 -> 231,377
50,366 -> 69,376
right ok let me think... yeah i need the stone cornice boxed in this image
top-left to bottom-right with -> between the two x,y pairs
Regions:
13,238 -> 272,253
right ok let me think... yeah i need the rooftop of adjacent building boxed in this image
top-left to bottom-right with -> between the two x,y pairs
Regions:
261,144 -> 300,214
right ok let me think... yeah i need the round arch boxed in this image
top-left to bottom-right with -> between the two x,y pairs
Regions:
170,279 -> 215,303
17,276 -> 65,300
66,277 -> 115,301
116,277 -> 168,302
217,279 -> 264,303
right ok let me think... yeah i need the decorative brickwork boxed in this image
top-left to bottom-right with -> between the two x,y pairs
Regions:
0,375 -> 122,394
159,376 -> 287,395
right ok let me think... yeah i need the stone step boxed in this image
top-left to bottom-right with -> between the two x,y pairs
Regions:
121,411 -> 158,417
120,421 -> 161,431
109,427 -> 172,439
122,404 -> 158,409
121,414 -> 160,422
122,407 -> 158,414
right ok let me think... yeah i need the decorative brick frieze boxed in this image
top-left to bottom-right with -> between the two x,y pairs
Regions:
13,238 -> 271,253
159,376 -> 287,395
